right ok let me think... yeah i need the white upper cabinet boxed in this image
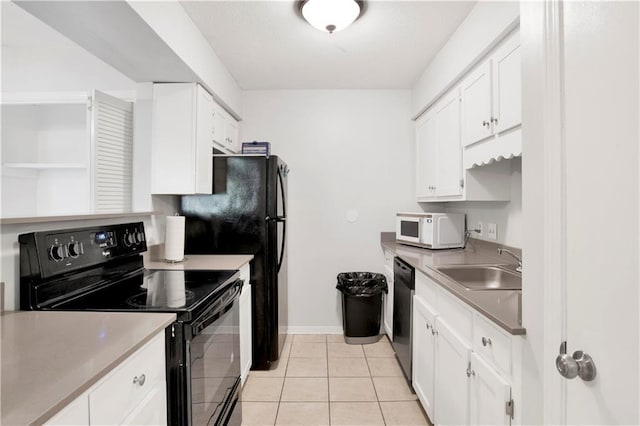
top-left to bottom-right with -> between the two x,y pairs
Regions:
435,90 -> 463,197
461,28 -> 521,147
492,31 -> 522,135
415,110 -> 437,198
151,83 -> 213,195
415,90 -> 463,200
461,61 -> 493,147
212,103 -> 240,154
461,28 -> 522,169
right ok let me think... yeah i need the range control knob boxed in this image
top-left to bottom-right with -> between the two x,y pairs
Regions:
123,233 -> 135,247
133,231 -> 145,245
49,245 -> 66,262
68,241 -> 83,258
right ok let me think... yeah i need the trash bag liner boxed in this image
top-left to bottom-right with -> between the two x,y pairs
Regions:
336,272 -> 388,296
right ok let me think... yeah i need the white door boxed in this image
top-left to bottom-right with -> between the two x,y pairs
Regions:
434,90 -> 462,197
492,29 -> 521,134
435,318 -> 471,426
562,2 -> 639,424
415,110 -> 437,198
469,352 -> 511,426
529,1 -> 640,424
412,295 -> 437,422
460,61 -> 492,147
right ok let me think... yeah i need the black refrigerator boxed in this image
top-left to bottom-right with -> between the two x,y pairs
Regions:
180,155 -> 288,370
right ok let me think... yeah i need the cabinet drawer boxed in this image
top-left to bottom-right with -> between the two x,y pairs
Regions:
415,271 -> 438,307
89,333 -> 166,425
437,289 -> 473,345
473,313 -> 512,377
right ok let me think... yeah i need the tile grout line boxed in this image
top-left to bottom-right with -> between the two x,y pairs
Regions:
325,334 -> 331,426
364,341 -> 388,426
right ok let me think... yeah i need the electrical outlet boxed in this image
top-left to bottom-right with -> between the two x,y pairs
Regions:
476,221 -> 483,236
487,223 -> 497,240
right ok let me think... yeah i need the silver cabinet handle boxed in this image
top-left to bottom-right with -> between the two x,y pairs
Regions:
431,328 -> 438,336
426,323 -> 431,330
482,120 -> 490,128
133,374 -> 146,386
555,342 -> 597,381
491,117 -> 498,124
481,337 -> 492,347
466,365 -> 475,378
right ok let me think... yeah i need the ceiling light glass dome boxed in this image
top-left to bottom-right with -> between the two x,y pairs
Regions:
301,0 -> 362,34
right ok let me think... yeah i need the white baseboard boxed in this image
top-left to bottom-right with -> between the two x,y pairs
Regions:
286,326 -> 343,334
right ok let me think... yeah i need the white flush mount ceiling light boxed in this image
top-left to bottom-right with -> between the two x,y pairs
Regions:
300,0 -> 364,34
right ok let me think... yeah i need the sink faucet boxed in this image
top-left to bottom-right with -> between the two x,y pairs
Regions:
498,248 -> 523,273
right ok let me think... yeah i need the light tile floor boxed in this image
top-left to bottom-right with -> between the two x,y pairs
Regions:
241,335 -> 432,426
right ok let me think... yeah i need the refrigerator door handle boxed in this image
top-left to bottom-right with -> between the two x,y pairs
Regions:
266,216 -> 286,222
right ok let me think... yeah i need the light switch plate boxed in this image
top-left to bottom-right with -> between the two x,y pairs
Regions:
476,221 -> 483,236
487,223 -> 497,240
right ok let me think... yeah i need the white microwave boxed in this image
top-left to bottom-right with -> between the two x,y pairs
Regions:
396,212 -> 465,249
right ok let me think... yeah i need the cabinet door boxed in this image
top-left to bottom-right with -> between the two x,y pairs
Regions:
195,85 -> 213,194
434,91 -> 462,197
415,110 -> 437,199
413,295 -> 437,422
435,318 -> 471,426
383,267 -> 394,339
225,117 -> 240,153
461,61 -> 492,147
492,29 -> 521,134
469,352 -> 511,426
120,381 -> 167,426
211,104 -> 226,146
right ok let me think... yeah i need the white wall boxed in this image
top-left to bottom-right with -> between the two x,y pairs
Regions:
443,158 -> 522,248
241,90 -> 415,331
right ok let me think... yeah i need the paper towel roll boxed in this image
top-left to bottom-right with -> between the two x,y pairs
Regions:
165,215 -> 185,262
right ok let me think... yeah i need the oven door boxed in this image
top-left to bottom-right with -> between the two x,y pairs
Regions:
188,280 -> 242,426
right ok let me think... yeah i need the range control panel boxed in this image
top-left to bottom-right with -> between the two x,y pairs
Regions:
20,222 -> 147,279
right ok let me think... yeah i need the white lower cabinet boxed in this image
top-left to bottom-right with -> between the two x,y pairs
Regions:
382,250 -> 394,339
239,263 -> 253,385
469,352 -> 512,426
412,296 -> 437,421
412,271 -> 519,425
45,331 -> 167,426
434,317 -> 471,426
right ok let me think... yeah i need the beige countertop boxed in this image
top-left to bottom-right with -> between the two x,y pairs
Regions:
1,311 -> 176,426
143,245 -> 253,271
381,232 -> 525,335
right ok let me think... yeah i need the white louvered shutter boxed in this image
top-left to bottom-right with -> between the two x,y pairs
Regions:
91,90 -> 133,212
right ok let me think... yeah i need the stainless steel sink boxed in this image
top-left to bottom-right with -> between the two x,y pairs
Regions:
436,265 -> 522,291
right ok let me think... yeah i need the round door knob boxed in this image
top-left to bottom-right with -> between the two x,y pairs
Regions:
556,353 -> 579,379
481,337 -> 492,347
49,245 -> 65,262
556,350 -> 597,381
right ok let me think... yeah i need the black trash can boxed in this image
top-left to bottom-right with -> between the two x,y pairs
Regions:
336,272 -> 388,344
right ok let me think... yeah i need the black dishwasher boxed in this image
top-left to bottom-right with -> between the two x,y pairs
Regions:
392,257 -> 415,385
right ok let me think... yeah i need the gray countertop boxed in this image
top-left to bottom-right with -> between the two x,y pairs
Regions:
1,311 -> 176,426
143,245 -> 254,271
381,232 -> 525,335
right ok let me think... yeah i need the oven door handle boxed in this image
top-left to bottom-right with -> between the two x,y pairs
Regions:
191,280 -> 242,335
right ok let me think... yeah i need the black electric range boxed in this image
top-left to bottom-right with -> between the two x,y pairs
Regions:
19,222 -> 242,426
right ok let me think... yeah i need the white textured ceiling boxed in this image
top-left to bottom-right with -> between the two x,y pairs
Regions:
180,1 -> 476,90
